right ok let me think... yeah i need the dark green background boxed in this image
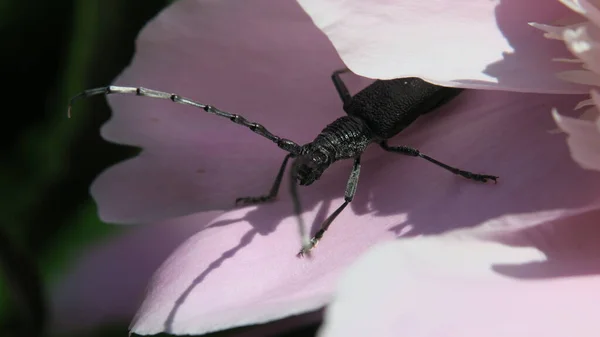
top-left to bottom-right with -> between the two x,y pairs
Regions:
1,1 -> 172,336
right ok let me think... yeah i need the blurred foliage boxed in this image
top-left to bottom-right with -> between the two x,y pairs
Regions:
0,0 -> 170,336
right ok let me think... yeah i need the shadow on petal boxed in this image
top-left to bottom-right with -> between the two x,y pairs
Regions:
163,228 -> 258,332
352,90 -> 599,236
492,208 -> 600,279
298,0 -> 587,92
458,0 -> 588,93
137,89 -> 600,335
317,218 -> 600,337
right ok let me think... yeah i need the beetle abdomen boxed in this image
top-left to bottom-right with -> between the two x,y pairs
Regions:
345,78 -> 463,139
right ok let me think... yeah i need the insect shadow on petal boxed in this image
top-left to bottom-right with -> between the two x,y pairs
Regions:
68,68 -> 498,257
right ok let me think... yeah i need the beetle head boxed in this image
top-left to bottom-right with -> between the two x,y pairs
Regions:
294,149 -> 330,186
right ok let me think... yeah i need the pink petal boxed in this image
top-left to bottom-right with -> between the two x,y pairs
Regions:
297,0 -> 588,93
561,0 -> 600,26
553,92 -> 600,171
130,90 -> 600,335
49,211 -> 222,333
50,209 -> 320,337
562,25 -> 600,76
528,22 -> 586,40
319,208 -> 600,337
91,0 -> 373,223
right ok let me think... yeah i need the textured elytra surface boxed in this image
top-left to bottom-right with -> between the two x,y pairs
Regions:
345,78 -> 463,139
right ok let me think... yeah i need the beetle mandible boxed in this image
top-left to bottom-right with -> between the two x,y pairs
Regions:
69,68 -> 498,257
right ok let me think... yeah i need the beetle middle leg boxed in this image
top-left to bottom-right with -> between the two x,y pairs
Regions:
380,141 -> 498,183
235,153 -> 293,206
297,157 -> 362,257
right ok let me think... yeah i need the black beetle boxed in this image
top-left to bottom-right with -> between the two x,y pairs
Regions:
69,68 -> 497,256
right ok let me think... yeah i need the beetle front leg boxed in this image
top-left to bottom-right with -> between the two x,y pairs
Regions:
235,153 -> 293,205
297,157 -> 362,257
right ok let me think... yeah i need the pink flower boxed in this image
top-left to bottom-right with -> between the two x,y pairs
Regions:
54,0 -> 600,335
296,0 -> 589,92
301,0 -> 600,336
318,207 -> 600,337
530,0 -> 600,171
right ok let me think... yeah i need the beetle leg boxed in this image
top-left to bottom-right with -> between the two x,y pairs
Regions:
235,153 -> 293,206
380,141 -> 498,183
297,157 -> 361,257
331,68 -> 352,106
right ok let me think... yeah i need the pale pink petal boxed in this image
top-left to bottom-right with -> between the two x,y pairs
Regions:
130,90 -> 600,335
50,208 -> 320,337
580,106 -> 600,120
91,0 -> 373,223
552,57 -> 584,63
553,91 -> 600,171
49,211 -> 222,333
297,0 -> 588,93
561,0 -> 600,25
562,25 -> 600,75
575,98 -> 595,109
528,22 -> 586,40
583,0 -> 600,25
557,69 -> 600,86
319,208 -> 600,337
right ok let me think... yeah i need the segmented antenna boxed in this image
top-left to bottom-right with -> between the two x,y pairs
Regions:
67,86 -> 302,152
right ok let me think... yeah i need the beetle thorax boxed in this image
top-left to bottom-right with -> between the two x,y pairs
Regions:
294,116 -> 375,186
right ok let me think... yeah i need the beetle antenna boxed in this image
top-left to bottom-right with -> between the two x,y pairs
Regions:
68,86 -> 302,154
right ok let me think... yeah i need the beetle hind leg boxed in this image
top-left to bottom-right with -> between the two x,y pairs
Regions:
331,68 -> 353,107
